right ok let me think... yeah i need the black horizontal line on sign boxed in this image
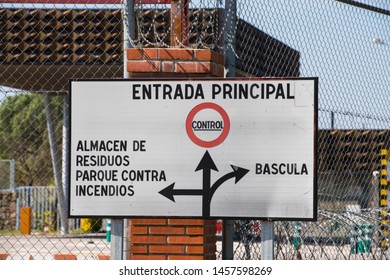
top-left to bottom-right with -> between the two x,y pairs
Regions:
193,129 -> 223,131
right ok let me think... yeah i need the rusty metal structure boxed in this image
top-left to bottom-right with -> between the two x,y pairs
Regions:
0,8 -> 299,93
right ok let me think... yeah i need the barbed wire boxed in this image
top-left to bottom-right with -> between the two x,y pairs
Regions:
0,0 -> 389,260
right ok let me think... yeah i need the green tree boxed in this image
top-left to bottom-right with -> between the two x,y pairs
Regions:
0,93 -> 63,186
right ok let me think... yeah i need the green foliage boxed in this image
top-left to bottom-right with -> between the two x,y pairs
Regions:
0,93 -> 63,186
0,162 -> 11,189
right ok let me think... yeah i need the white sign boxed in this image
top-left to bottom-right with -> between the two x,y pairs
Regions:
69,78 -> 318,220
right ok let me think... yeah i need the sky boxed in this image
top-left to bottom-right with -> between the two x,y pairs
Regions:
235,0 -> 389,129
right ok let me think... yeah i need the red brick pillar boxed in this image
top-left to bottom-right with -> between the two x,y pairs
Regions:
126,48 -> 224,260
130,219 -> 216,260
126,48 -> 224,78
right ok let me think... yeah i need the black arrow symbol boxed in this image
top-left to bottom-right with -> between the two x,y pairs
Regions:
210,165 -> 250,199
158,151 -> 250,218
194,150 -> 219,173
159,183 -> 203,202
195,151 -> 218,217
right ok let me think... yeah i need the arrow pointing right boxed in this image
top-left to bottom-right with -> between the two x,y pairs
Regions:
209,165 -> 250,199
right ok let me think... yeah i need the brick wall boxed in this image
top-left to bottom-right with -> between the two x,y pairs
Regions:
126,48 -> 224,78
129,219 -> 216,260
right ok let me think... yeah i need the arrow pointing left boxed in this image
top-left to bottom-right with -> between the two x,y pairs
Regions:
159,183 -> 203,202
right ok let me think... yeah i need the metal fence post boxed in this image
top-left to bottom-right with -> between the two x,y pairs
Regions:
62,95 -> 69,203
44,92 -> 68,235
224,0 -> 237,78
261,220 -> 274,260
10,159 -> 15,191
222,0 -> 237,260
62,94 -> 70,230
222,220 -> 234,259
16,185 -> 20,230
125,0 -> 136,44
111,219 -> 124,260
121,0 -> 136,260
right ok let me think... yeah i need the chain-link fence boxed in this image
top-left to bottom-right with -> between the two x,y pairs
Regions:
0,1 -> 124,260
1,0 -> 389,260
230,0 -> 390,260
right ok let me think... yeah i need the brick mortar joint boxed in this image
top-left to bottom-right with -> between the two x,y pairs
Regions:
127,48 -> 224,64
127,59 -> 224,65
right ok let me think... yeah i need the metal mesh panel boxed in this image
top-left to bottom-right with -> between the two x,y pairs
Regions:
0,3 -> 124,260
0,160 -> 14,190
231,0 -> 390,260
0,8 -> 123,94
230,210 -> 390,260
1,0 -> 389,260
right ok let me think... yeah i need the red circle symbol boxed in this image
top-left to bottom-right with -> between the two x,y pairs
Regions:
186,102 -> 230,148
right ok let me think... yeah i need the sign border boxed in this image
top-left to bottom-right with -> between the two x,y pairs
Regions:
68,77 -> 318,221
